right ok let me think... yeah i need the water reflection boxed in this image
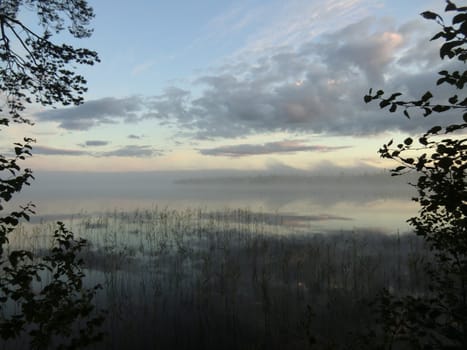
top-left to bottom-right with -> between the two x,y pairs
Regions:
13,171 -> 418,233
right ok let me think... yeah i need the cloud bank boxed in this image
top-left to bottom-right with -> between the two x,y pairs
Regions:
34,16 -> 459,139
33,145 -> 163,158
199,140 -> 350,157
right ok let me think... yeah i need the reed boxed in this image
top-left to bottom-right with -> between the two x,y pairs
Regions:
7,207 -> 431,349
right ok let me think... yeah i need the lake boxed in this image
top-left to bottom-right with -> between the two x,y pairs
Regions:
12,171 -> 419,234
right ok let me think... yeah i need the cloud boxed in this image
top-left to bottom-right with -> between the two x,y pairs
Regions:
140,17 -> 458,139
128,134 -> 142,140
34,14 -> 459,139
36,96 -> 145,130
33,144 -> 163,158
99,145 -> 164,158
83,140 -> 109,147
131,61 -> 156,76
33,146 -> 89,156
199,140 -> 350,157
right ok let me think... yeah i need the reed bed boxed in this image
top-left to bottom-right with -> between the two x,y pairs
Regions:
5,207 -> 430,349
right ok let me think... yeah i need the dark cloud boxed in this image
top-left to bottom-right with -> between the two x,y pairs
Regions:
36,96 -> 145,130
99,145 -> 164,158
199,140 -> 350,157
33,146 -> 89,156
84,140 -> 109,147
128,134 -> 142,140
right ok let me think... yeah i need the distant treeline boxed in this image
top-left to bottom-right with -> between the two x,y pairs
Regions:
174,172 -> 418,186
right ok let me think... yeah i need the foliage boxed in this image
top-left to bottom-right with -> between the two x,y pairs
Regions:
363,0 -> 467,348
0,223 -> 105,349
0,1 -> 103,348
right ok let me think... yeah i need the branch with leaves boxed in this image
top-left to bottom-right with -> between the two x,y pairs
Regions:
0,1 -> 104,348
361,1 -> 467,348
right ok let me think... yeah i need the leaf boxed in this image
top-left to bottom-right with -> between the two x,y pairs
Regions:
394,166 -> 406,172
440,41 -> 463,59
422,91 -> 433,101
432,105 -> 450,113
453,13 -> 467,24
430,32 -> 445,41
427,126 -> 442,134
445,1 -> 456,11
448,95 -> 458,104
379,100 -> 390,108
420,11 -> 440,20
404,138 -> 413,146
389,92 -> 402,100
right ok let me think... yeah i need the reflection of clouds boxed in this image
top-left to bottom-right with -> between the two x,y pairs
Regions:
199,210 -> 352,229
17,171 -> 418,232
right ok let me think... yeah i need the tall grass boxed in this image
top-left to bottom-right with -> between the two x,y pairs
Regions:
5,207 -> 430,349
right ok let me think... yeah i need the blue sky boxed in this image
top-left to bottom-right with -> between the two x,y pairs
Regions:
4,0 -> 453,173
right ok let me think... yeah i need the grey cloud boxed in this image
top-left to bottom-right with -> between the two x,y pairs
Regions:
146,87 -> 190,121
33,146 -> 89,156
199,140 -> 350,157
99,145 -> 164,158
36,96 -> 145,130
34,16 -> 460,138
128,134 -> 142,140
145,17 -> 459,139
33,144 -> 164,158
84,140 -> 109,147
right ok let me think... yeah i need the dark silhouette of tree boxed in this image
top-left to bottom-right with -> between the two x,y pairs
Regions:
361,0 -> 467,348
0,1 -> 104,348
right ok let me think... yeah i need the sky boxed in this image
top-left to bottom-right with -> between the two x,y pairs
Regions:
3,0 -> 456,174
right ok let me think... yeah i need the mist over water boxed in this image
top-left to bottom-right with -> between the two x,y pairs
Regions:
12,170 -> 418,233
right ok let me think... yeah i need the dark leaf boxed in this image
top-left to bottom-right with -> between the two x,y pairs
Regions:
420,11 -> 440,20
453,13 -> 467,24
427,126 -> 442,134
448,95 -> 458,104
379,100 -> 390,108
432,105 -> 450,113
430,32 -> 445,41
422,91 -> 433,101
445,1 -> 456,11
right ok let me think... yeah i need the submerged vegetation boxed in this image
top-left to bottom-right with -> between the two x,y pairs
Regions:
6,207 -> 431,349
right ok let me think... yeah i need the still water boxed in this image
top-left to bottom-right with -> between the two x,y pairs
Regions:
12,171 -> 418,234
